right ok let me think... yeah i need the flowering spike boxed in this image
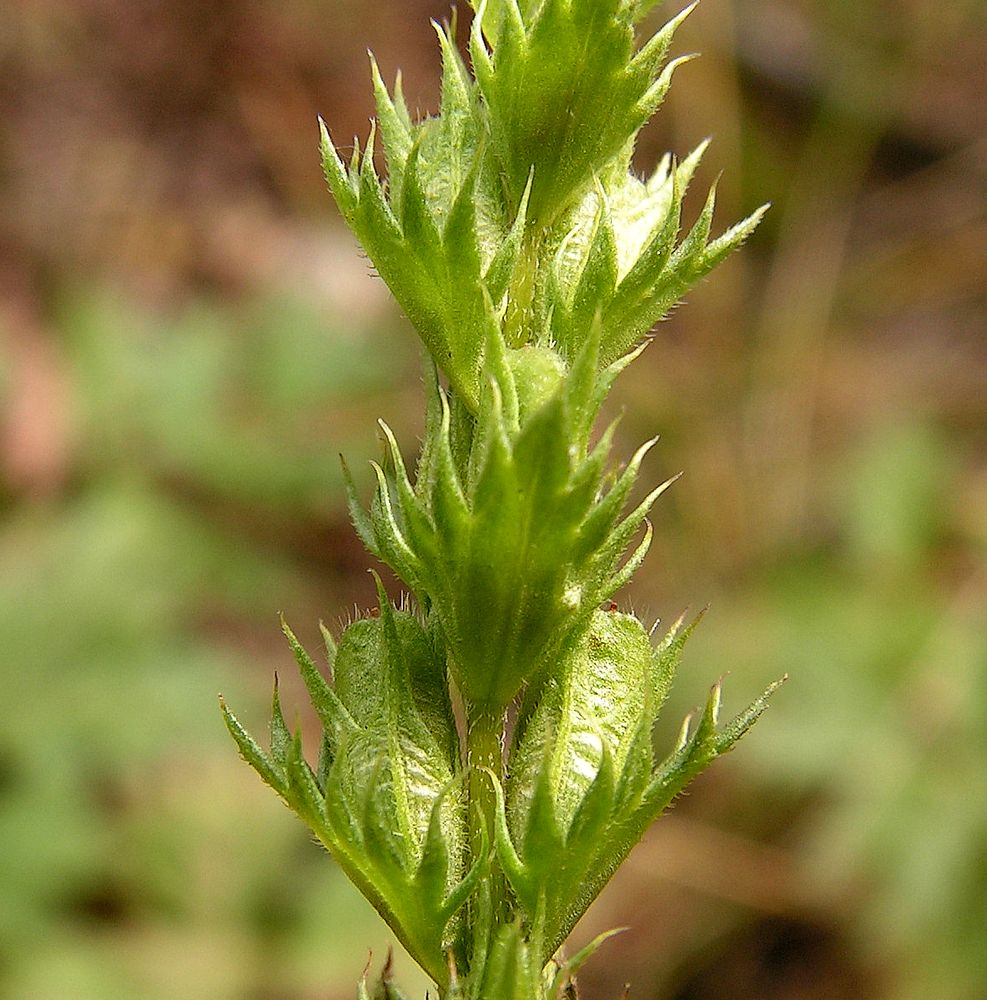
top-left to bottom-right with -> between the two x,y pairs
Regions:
227,3 -> 778,996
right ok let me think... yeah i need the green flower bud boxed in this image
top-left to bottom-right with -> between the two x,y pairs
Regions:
507,344 -> 566,420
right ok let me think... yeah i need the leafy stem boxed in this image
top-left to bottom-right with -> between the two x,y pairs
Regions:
223,3 -> 782,997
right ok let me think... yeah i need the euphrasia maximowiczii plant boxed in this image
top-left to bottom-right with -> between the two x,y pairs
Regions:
222,1 -> 783,996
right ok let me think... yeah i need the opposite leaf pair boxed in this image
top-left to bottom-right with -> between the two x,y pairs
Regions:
223,579 -> 781,994
321,0 -> 765,414
348,330 -> 672,719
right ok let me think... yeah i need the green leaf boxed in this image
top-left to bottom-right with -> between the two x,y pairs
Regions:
568,192 -> 619,342
471,0 -> 667,227
285,728 -> 326,826
502,610 -> 652,944
600,179 -> 768,363
355,341 -> 674,718
477,922 -> 540,1000
546,674 -> 786,956
226,598 -> 471,988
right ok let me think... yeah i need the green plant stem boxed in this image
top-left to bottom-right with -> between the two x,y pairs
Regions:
504,233 -> 541,347
467,709 -> 506,917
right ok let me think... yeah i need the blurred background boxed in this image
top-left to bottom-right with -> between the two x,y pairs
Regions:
1,1 -> 985,997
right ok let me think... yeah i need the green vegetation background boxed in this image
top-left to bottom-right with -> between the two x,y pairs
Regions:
1,2 -> 984,998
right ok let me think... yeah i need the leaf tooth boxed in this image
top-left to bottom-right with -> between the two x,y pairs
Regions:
564,739 -> 616,854
631,1 -> 697,78
482,297 -> 520,429
319,621 -> 337,673
480,921 -> 538,1000
417,360 -> 444,488
702,203 -> 770,267
674,179 -> 719,266
550,219 -> 586,315
281,616 -> 358,748
629,0 -> 673,23
626,434 -> 662,478
443,159 -> 483,284
562,431 -> 614,528
393,68 -> 413,127
361,758 -> 411,873
613,710 -> 655,811
628,469 -> 681,523
360,118 -> 377,174
341,454 -> 377,554
468,0 -> 495,91
650,608 -> 704,712
369,53 -> 411,148
599,470 -> 679,576
699,679 -> 724,737
653,608 -> 691,654
369,459 -> 423,582
369,53 -> 412,201
220,696 -> 289,798
500,0 -> 527,55
548,927 -> 627,999
319,117 -> 358,215
511,390 -> 572,505
484,168 -> 533,304
522,754 -> 565,869
470,376 -> 515,512
370,570 -> 401,655
570,189 -> 619,341
324,752 -> 364,845
674,710 -> 694,753
378,419 -> 418,511
636,53 -> 696,119
378,419 -> 437,564
647,151 -> 673,190
428,390 -> 471,542
400,140 -> 443,257
594,339 -> 650,403
579,414 -> 620,480
674,137 -> 711,193
715,674 -> 787,752
315,731 -> 333,793
287,728 -> 327,825
603,516 -> 653,595
356,129 -> 403,242
574,437 -> 661,563
270,672 -> 292,769
433,17 -> 473,115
